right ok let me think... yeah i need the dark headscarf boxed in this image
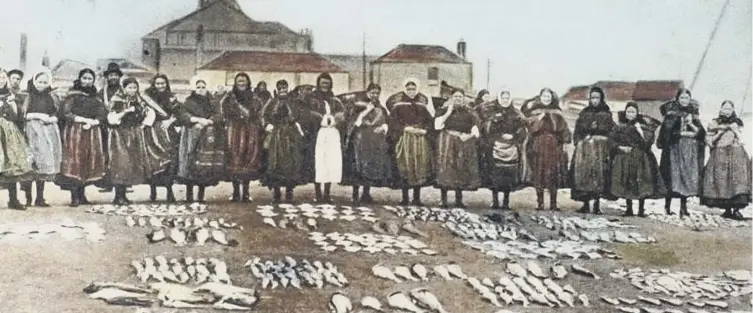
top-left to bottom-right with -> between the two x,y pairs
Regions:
716,100 -> 744,126
474,89 -> 490,107
144,74 -> 172,105
618,102 -> 641,125
367,83 -> 381,92
71,68 -> 97,95
315,72 -> 334,98
583,86 -> 610,113
524,87 -> 562,114
232,72 -> 254,104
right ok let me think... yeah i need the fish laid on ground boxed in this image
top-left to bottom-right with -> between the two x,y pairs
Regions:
328,292 -> 352,313
507,261 -> 528,278
433,265 -> 453,281
550,263 -> 568,280
169,228 -> 187,246
527,261 -> 547,279
372,265 -> 401,283
571,264 -> 600,279
361,296 -> 383,312
83,282 -> 152,294
394,266 -> 419,282
211,229 -> 239,247
411,263 -> 428,281
410,288 -> 447,313
387,292 -> 425,313
446,263 -> 466,279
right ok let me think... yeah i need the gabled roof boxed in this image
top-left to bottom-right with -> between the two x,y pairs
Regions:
323,54 -> 379,73
96,58 -> 155,75
632,80 -> 684,101
562,81 -> 636,102
51,59 -> 94,80
373,44 -> 470,64
198,51 -> 346,73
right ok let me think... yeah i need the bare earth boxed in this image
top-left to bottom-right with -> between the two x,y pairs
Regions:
0,183 -> 750,313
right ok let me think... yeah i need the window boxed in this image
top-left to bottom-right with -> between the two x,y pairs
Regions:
427,67 -> 439,86
167,32 -> 179,45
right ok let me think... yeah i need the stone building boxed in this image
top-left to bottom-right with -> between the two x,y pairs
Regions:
141,0 -> 312,83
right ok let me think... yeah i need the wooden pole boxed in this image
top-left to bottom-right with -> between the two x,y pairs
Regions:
362,32 -> 367,90
690,0 -> 729,91
741,69 -> 751,116
486,58 -> 491,90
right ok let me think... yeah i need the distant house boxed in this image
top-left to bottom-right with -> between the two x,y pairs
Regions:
51,59 -> 94,89
632,80 -> 684,120
370,42 -> 473,101
196,51 -> 349,95
323,54 -> 378,92
141,0 -> 312,84
561,80 -> 683,121
96,58 -> 155,87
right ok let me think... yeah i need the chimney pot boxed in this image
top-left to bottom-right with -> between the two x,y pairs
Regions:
457,39 -> 466,59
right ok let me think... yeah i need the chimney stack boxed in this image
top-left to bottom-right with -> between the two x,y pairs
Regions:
19,33 -> 27,72
457,39 -> 466,59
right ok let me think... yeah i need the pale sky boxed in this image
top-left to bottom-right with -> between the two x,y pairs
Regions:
0,0 -> 750,112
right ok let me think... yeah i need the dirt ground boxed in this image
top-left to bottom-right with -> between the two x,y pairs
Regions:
0,182 -> 750,313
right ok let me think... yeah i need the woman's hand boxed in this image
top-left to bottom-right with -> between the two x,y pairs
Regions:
265,124 -> 274,132
618,146 -> 632,153
501,133 -> 514,140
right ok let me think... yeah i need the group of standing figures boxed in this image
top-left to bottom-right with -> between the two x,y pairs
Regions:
0,63 -> 750,219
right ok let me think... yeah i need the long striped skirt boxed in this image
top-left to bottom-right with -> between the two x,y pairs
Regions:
570,135 -> 611,200
225,121 -> 262,181
56,123 -> 106,189
107,126 -> 151,186
435,130 -> 481,190
177,125 -> 225,186
0,118 -> 33,184
144,120 -> 178,186
394,130 -> 432,187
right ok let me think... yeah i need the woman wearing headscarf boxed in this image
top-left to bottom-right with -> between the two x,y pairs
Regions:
106,78 -> 154,204
222,72 -> 264,202
0,69 -> 33,210
480,90 -> 528,210
387,78 -> 435,205
141,73 -> 179,203
570,86 -> 616,214
342,83 -> 392,204
261,79 -> 305,203
610,102 -> 665,217
254,81 -> 272,105
473,89 -> 493,110
433,89 -> 481,208
175,77 -> 225,203
657,88 -> 705,217
56,69 -> 108,206
701,101 -> 751,220
522,88 -> 572,211
302,72 -> 345,203
20,70 -> 62,207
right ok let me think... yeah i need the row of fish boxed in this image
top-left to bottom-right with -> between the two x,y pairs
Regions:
131,256 -> 231,285
309,231 -> 436,255
146,227 -> 238,247
329,289 -> 448,313
503,260 -> 599,280
256,203 -> 378,222
382,205 -> 486,225
244,257 -> 348,289
607,200 -> 751,229
85,203 -> 208,216
463,239 -> 620,261
371,263 -> 457,283
371,219 -> 430,238
443,220 -> 535,242
600,294 -> 731,310
0,219 -> 106,243
262,215 -> 318,231
464,272 -> 589,308
83,281 -> 259,310
558,228 -> 657,244
529,214 -> 637,231
125,215 -> 240,229
611,268 -> 752,300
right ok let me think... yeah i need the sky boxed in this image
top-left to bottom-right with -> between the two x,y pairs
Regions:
0,0 -> 750,112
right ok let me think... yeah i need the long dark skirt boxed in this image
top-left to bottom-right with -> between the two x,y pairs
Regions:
225,121 -> 263,181
435,131 -> 480,190
610,148 -> 665,200
107,126 -> 151,186
570,136 -> 611,200
144,120 -> 178,186
701,146 -> 752,209
177,125 -> 225,186
394,131 -> 432,188
481,138 -> 525,191
661,138 -> 701,197
262,124 -> 303,187
0,118 -> 33,184
528,133 -> 568,189
343,127 -> 392,187
56,123 -> 107,190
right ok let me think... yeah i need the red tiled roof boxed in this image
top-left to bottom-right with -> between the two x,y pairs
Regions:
373,44 -> 469,64
562,81 -> 636,102
199,51 -> 346,73
632,80 -> 684,101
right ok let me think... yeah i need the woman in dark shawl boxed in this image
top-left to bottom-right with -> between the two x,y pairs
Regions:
480,90 -> 528,210
222,72 -> 264,202
56,68 -> 108,206
106,78 -> 154,205
701,101 -> 751,219
261,79 -> 305,203
657,88 -> 705,217
342,83 -> 392,204
254,81 -> 272,105
20,70 -> 62,207
141,74 -> 180,203
473,89 -> 493,109
571,86 -> 616,214
0,69 -> 33,210
522,88 -> 572,211
610,102 -> 665,217
175,78 -> 225,203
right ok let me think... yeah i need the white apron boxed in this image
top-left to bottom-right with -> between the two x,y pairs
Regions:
315,101 -> 342,183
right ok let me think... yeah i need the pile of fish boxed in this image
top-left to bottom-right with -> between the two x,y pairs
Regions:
126,215 -> 241,230
145,225 -> 238,247
611,267 -> 752,301
0,219 -> 106,243
382,205 -> 487,224
372,263 -> 460,283
85,203 -> 208,216
556,228 -> 656,244
529,214 -> 637,231
308,231 -> 436,255
244,257 -> 348,289
83,281 -> 259,310
371,219 -> 430,238
598,294 -> 737,313
256,203 -> 379,224
608,200 -> 751,229
328,289 -> 449,313
131,256 -> 232,285
462,239 -> 621,260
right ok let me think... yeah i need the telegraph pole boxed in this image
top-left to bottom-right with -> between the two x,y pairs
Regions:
362,32 -> 367,89
486,58 -> 491,90
690,0 -> 729,91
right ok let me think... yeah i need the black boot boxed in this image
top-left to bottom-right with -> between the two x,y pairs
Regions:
241,181 -> 251,202
185,185 -> 194,203
623,199 -> 635,217
664,197 -> 674,215
549,190 -> 559,211
284,187 -> 294,203
577,201 -> 591,213
721,208 -> 733,218
323,183 -> 333,204
273,187 -> 282,203
7,184 -> 26,210
592,198 -> 602,215
69,189 -> 80,207
535,189 -> 544,210
23,182 -> 32,207
400,188 -> 410,205
197,186 -> 206,203
490,189 -> 500,209
360,186 -> 373,204
113,187 -> 124,205
352,186 -> 360,204
34,181 -> 49,207
165,186 -> 176,203
679,197 -> 688,217
411,187 -> 423,206
637,199 -> 646,217
149,185 -> 157,202
121,186 -> 132,205
501,191 -> 511,210
314,183 -> 323,203
455,189 -> 466,208
439,189 -> 448,208
79,187 -> 90,205
231,182 -> 241,202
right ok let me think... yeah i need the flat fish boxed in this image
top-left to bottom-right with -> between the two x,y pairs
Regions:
527,261 -> 547,278
616,307 -> 640,313
601,296 -> 620,305
550,263 -> 568,279
637,295 -> 661,306
571,264 -> 600,279
506,261 -> 528,278
169,228 -> 187,246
